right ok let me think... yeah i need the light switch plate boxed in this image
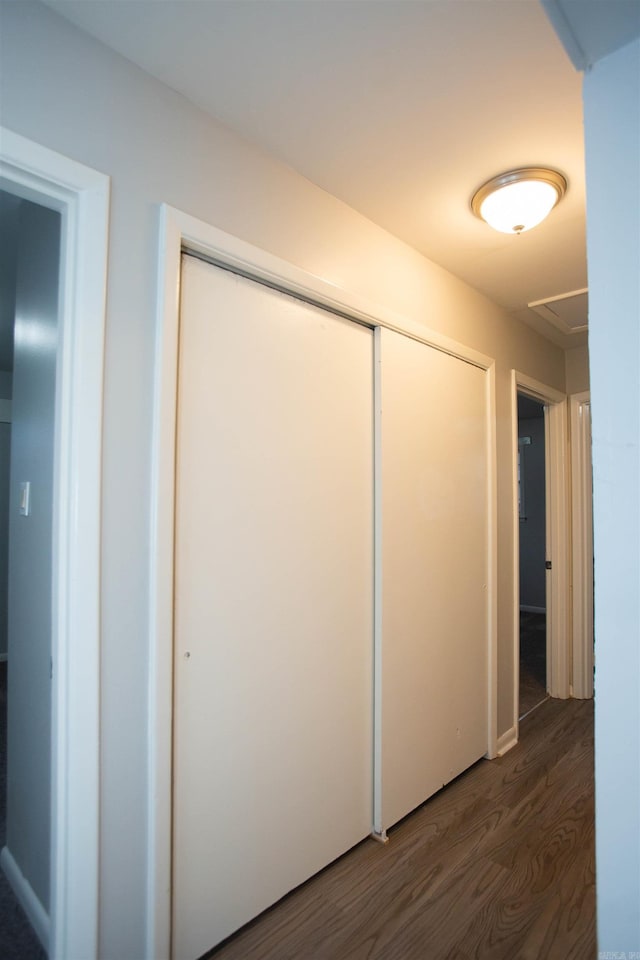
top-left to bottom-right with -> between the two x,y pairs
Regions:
19,481 -> 31,517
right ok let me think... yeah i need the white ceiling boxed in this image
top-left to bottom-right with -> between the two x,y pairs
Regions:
542,0 -> 640,69
32,0 -> 639,347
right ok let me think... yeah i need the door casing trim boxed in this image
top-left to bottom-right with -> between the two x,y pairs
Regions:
511,370 -> 570,740
0,127 -> 109,960
570,391 -> 593,699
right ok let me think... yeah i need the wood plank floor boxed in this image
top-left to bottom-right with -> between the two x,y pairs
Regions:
519,612 -> 548,718
204,697 -> 595,960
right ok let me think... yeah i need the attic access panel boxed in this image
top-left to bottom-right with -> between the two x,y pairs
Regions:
528,288 -> 588,335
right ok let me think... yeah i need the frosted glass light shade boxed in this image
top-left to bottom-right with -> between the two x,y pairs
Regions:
471,168 -> 567,235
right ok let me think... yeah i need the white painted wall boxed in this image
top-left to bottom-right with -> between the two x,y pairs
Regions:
0,373 -> 12,661
5,197 -> 60,915
0,425 -> 10,662
0,4 -> 567,954
583,36 -> 640,953
0,191 -> 18,662
0,192 -> 19,370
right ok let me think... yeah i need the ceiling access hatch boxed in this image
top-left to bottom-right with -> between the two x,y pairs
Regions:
528,287 -> 588,335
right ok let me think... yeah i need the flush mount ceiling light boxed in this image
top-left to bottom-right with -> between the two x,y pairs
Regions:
471,167 -> 567,235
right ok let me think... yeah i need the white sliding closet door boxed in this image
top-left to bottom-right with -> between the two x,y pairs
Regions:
173,256 -> 374,960
375,327 -> 489,833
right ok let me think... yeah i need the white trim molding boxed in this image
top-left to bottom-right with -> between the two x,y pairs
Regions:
512,371 -> 571,735
485,364 -> 499,761
0,127 -> 109,960
544,396 -> 571,700
570,392 -> 594,699
496,726 -> 518,757
149,205 -> 499,958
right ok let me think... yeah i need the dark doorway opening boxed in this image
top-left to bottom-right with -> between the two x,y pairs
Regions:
0,188 -> 57,960
517,393 -> 548,718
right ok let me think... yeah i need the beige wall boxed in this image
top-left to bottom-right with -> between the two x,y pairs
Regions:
565,343 -> 590,394
1,3 -> 566,956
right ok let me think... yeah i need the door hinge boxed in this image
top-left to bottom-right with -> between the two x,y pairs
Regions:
545,560 -> 552,570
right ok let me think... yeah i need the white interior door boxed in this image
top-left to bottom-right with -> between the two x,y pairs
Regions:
172,255 -> 374,960
375,327 -> 489,833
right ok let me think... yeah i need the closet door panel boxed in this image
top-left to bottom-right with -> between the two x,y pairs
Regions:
173,255 -> 374,960
378,327 -> 488,832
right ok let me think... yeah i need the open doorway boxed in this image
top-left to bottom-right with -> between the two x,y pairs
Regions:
0,187 -> 60,959
511,369 -> 571,740
517,393 -> 549,718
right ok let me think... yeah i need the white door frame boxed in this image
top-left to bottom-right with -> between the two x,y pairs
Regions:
511,370 -> 570,736
148,203 -> 498,959
0,128 -> 109,960
570,391 -> 593,699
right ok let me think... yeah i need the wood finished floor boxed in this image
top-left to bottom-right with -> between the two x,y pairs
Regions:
204,697 -> 595,960
519,612 -> 548,718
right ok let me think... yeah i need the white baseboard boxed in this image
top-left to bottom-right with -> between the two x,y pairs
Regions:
0,844 -> 49,951
496,726 -> 518,756
519,605 -> 546,614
